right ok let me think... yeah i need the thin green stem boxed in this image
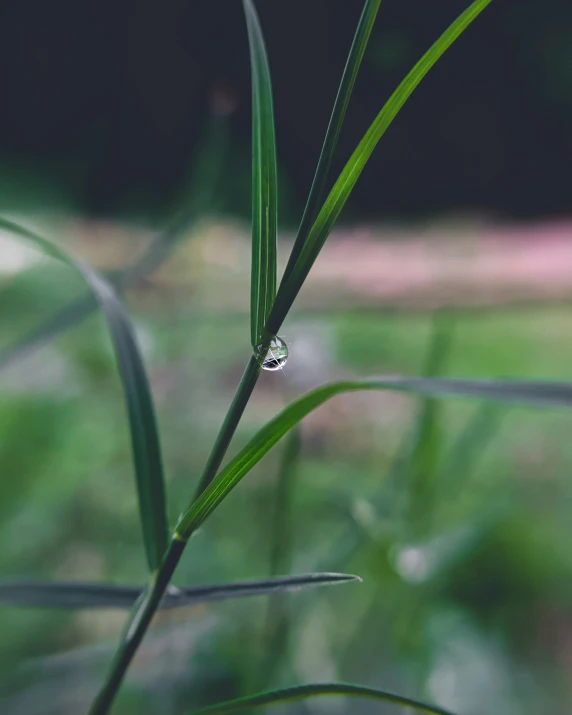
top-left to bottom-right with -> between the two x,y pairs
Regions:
260,429 -> 301,689
88,536 -> 186,715
89,355 -> 262,713
193,356 -> 262,499
279,0 -> 381,290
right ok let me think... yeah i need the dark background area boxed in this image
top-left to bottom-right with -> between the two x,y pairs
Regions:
0,0 -> 567,222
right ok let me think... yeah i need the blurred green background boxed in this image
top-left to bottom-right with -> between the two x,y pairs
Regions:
2,1 -> 572,713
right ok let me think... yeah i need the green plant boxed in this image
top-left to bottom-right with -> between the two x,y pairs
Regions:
2,0 -> 542,713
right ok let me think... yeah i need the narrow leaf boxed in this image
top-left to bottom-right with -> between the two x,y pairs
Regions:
0,573 -> 359,610
0,218 -> 168,572
282,0 -> 382,288
192,683 -> 456,715
267,0 -> 493,336
176,375 -> 572,539
244,0 -> 278,347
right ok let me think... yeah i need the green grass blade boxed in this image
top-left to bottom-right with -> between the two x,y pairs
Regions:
244,0 -> 278,347
192,683 -> 456,715
193,356 -> 262,499
0,582 -> 142,609
0,573 -> 359,610
261,429 -> 302,688
281,0 -> 382,287
176,375 -> 572,540
439,401 -> 504,497
266,0 -> 493,336
0,218 -> 168,572
407,314 -> 454,531
0,111 -> 229,371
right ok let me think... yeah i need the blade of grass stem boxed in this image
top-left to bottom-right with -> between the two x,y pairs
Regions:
0,218 -> 168,572
191,682 -> 456,715
176,375 -> 572,540
244,0 -> 278,347
0,573 -> 358,610
0,111 -> 228,371
193,356 -> 261,499
88,537 -> 185,715
261,429 -> 302,689
282,0 -> 382,287
267,0 -> 493,336
407,314 -> 454,533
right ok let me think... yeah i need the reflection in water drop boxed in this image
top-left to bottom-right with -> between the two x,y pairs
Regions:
255,336 -> 289,371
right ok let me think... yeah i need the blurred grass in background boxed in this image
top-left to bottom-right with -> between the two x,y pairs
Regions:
2,214 -> 572,714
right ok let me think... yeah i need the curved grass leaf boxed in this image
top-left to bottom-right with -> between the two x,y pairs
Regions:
244,0 -> 278,347
0,573 -> 359,610
282,0 -> 382,288
266,0 -> 493,336
0,218 -> 168,572
176,375 -> 572,539
0,111 -> 229,372
192,683 -> 455,715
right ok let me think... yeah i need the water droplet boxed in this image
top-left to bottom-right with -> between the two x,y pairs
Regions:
255,336 -> 289,371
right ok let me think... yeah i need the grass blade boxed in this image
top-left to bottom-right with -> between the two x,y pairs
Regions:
406,314 -> 454,532
261,429 -> 302,688
267,0 -> 493,336
244,0 -> 278,347
0,110 -> 229,371
176,375 -> 572,540
193,356 -> 262,499
0,218 -> 168,572
0,573 -> 359,610
192,682 -> 456,715
282,0 -> 382,287
439,401 -> 504,497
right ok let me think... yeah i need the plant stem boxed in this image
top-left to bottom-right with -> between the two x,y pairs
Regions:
88,536 -> 186,715
193,355 -> 262,498
89,355 -> 261,714
259,428 -> 300,689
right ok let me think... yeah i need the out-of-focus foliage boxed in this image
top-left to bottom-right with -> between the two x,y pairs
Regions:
2,226 -> 572,713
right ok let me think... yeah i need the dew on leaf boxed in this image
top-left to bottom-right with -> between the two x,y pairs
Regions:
255,336 -> 289,371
